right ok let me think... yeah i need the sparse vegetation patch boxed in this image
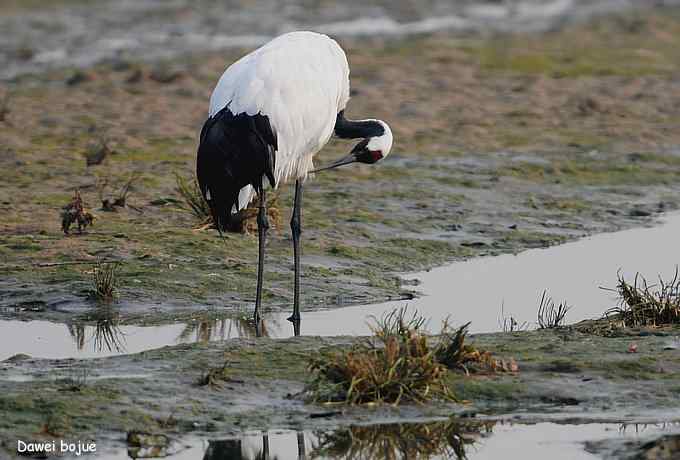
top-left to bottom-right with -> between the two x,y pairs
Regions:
91,260 -> 120,301
307,308 -> 454,405
605,269 -> 680,327
537,291 -> 571,329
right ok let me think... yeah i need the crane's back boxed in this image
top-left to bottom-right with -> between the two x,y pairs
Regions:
198,32 -> 351,223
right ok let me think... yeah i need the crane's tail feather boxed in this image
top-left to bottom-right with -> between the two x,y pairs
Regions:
196,107 -> 277,233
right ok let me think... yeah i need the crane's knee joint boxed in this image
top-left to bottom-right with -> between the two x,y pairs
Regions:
290,215 -> 301,237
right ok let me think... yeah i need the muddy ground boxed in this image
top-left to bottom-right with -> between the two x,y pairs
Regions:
2,9 -> 680,325
1,4 -> 680,459
1,325 -> 680,458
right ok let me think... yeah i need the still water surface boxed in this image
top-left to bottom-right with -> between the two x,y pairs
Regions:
99,421 -> 679,460
2,213 -> 680,361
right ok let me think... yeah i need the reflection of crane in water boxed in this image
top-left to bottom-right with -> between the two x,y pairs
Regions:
196,31 -> 393,335
199,422 -> 493,459
177,315 -> 279,344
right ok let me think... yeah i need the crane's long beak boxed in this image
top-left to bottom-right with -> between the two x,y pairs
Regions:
310,152 -> 357,173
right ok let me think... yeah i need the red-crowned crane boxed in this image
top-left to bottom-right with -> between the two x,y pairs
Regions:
196,31 -> 393,333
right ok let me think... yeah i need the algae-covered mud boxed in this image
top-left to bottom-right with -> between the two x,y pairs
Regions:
3,1 -> 680,458
2,329 -> 680,458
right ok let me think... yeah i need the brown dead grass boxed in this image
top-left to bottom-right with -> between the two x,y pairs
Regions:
307,308 -> 517,405
605,269 -> 680,327
308,308 -> 454,405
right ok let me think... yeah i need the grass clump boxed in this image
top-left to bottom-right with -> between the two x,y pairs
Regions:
308,308 -> 454,405
605,269 -> 680,327
307,308 -> 517,405
175,172 -> 212,225
174,173 -> 281,233
537,290 -> 571,329
91,260 -> 119,301
437,320 -> 518,374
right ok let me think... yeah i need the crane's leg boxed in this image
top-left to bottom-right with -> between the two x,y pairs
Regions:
254,188 -> 269,325
288,180 -> 303,328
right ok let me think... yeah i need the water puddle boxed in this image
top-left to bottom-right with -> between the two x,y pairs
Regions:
0,315 -> 280,362
98,421 -> 680,459
288,212 -> 680,337
3,213 -> 680,361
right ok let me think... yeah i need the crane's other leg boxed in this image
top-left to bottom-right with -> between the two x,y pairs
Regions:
254,188 -> 269,325
288,180 -> 303,328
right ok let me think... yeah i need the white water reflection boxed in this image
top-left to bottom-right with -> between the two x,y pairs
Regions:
3,213 -> 680,361
96,422 -> 680,460
288,212 -> 680,336
0,316 -> 279,361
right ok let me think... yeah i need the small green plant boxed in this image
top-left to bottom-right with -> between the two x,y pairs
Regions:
91,260 -> 119,301
604,269 -> 680,327
537,291 -> 571,329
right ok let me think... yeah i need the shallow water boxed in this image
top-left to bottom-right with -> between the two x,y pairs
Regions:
0,316 -> 283,361
3,213 -> 680,361
98,421 -> 679,459
282,211 -> 680,336
2,0 -> 680,80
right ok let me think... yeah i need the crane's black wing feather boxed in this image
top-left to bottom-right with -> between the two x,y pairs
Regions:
196,107 -> 277,232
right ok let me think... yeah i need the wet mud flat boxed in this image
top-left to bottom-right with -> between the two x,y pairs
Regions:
2,5 -> 680,459
3,7 -> 680,324
1,327 -> 680,458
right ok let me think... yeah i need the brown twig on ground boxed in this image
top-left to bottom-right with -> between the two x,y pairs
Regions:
97,172 -> 141,211
61,189 -> 95,234
603,268 -> 680,327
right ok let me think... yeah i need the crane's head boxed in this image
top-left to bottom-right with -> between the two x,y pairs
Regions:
313,119 -> 393,173
352,119 -> 393,164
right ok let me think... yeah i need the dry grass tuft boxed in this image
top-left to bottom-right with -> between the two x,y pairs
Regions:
436,320 -> 518,374
308,307 -> 454,405
91,260 -> 119,301
197,362 -> 231,388
61,189 -> 95,234
537,290 -> 571,329
605,269 -> 680,327
174,173 -> 281,233
311,419 -> 495,460
498,303 -> 529,333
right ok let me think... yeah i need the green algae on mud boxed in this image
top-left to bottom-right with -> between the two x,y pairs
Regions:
2,326 -> 680,455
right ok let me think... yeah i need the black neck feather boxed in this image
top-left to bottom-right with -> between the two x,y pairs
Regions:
334,110 -> 384,140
